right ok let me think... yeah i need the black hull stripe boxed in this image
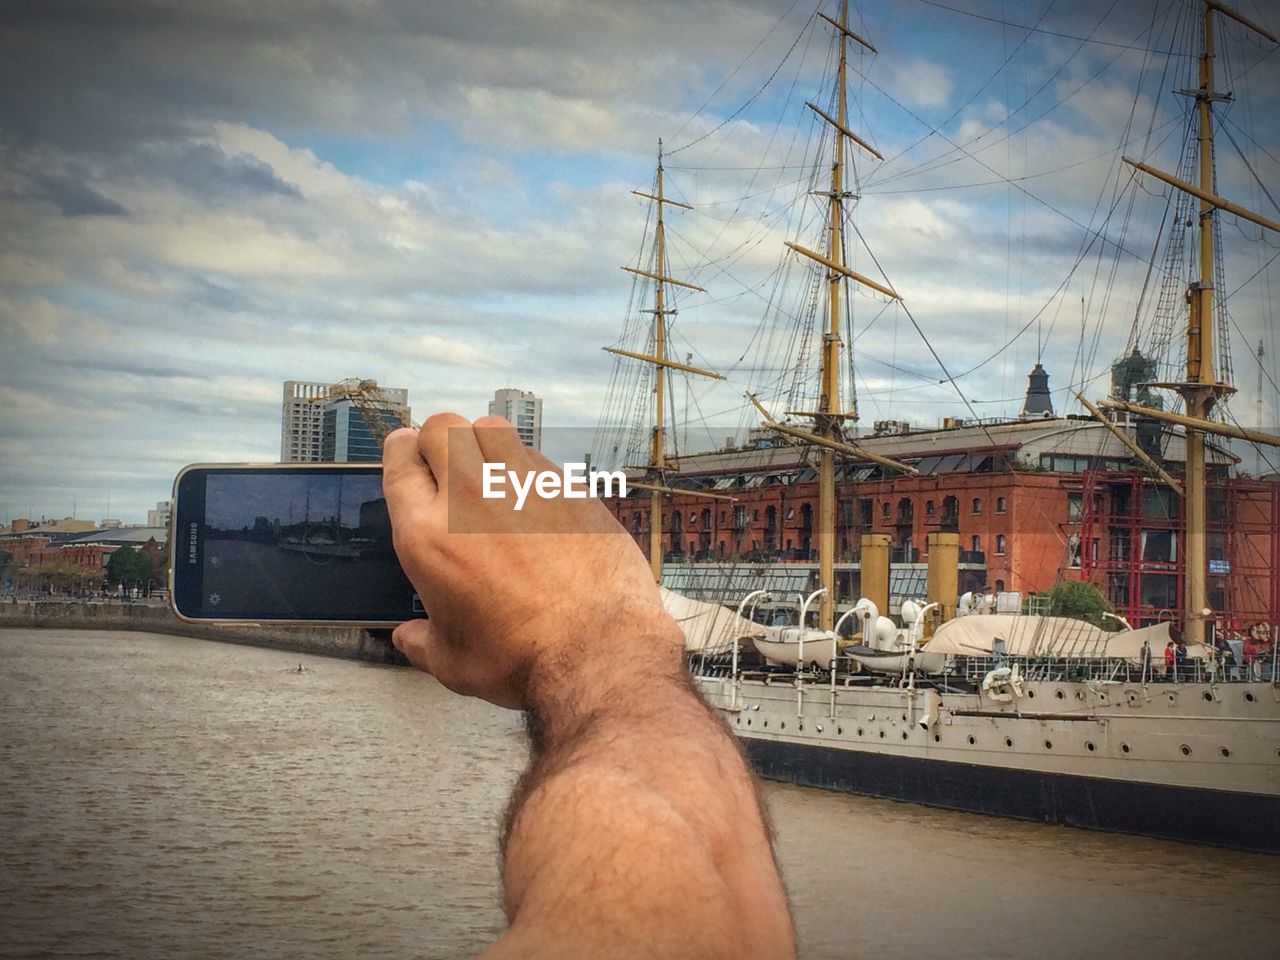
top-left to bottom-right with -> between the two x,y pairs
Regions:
742,738 -> 1280,855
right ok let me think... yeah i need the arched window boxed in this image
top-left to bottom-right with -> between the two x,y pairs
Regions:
881,501 -> 891,520
971,497 -> 983,515
995,534 -> 1007,555
995,496 -> 1007,514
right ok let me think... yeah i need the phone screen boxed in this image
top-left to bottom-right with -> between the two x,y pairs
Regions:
172,465 -> 423,624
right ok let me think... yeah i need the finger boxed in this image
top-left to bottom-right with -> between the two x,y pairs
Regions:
391,618 -> 441,675
472,415 -> 532,472
382,428 -> 437,523
418,412 -> 482,494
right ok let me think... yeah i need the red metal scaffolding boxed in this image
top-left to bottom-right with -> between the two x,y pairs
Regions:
1079,470 -> 1278,629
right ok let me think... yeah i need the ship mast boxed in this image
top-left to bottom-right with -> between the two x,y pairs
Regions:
607,142 -> 728,582
1103,0 -> 1279,644
814,1 -> 852,633
754,1 -> 917,628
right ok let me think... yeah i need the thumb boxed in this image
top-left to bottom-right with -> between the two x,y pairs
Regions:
392,618 -> 444,676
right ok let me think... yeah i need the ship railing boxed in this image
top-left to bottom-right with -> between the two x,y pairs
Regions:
955,655 -> 1273,685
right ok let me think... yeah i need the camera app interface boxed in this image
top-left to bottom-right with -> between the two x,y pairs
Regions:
199,471 -> 418,621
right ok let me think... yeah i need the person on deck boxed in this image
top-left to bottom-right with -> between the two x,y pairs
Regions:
1163,640 -> 1176,681
1243,635 -> 1260,681
381,413 -> 797,960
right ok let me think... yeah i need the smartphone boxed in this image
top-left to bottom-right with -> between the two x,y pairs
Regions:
171,463 -> 424,626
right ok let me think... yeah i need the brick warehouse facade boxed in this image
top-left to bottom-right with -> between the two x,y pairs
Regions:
608,417 -> 1279,631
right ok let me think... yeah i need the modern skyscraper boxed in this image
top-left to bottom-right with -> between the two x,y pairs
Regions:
489,388 -> 542,449
282,379 -> 410,462
320,392 -> 409,462
281,380 -> 331,461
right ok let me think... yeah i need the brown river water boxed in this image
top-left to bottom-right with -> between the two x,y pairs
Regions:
2,629 -> 1277,959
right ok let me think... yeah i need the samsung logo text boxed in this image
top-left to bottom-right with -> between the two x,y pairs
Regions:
481,462 -> 626,511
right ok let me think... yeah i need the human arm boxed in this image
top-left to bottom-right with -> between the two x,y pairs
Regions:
382,414 -> 796,960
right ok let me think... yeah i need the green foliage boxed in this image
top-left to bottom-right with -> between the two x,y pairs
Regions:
106,546 -> 153,585
1047,580 -> 1115,629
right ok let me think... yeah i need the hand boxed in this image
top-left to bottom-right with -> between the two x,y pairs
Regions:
382,413 -> 677,709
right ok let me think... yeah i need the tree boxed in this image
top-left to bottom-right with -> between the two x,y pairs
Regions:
106,546 -> 153,587
1047,580 -> 1115,629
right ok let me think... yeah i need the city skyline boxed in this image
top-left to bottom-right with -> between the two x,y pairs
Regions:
2,1 -> 1277,521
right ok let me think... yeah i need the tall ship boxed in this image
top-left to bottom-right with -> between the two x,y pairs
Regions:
597,0 -> 1279,852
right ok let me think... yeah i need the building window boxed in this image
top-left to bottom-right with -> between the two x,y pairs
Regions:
995,534 -> 1006,555
971,497 -> 983,515
1068,492 -> 1083,523
925,500 -> 935,518
881,502 -> 891,521
971,535 -> 981,552
996,497 -> 1006,514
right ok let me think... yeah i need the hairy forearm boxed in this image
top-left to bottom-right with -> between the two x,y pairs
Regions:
491,623 -> 795,959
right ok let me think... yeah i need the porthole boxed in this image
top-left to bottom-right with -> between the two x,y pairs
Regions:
879,730 -> 885,739
736,717 -> 741,724
1005,738 -> 1013,748
837,726 -> 844,735
1076,691 -> 1086,701
901,714 -> 908,722
762,720 -> 768,728
779,721 -> 786,730
933,734 -> 941,743
902,731 -> 909,741
1055,690 -> 1065,700
1180,744 -> 1192,756
746,719 -> 752,726
857,727 -> 864,737
1220,747 -> 1231,758
1245,692 -> 1255,703
1027,689 -> 1036,699
1086,742 -> 1095,752
1203,691 -> 1214,702
1121,743 -> 1131,753
1044,740 -> 1053,750
967,735 -> 976,746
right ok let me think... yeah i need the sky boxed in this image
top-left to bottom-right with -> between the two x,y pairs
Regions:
2,0 -> 1278,523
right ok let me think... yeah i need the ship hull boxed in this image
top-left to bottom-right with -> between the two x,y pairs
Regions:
742,735 -> 1279,854
698,675 -> 1280,854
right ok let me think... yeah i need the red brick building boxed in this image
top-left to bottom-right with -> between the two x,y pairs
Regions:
610,417 -> 1278,630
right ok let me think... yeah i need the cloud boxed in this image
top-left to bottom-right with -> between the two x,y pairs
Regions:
1,0 -> 1277,521
884,58 -> 952,111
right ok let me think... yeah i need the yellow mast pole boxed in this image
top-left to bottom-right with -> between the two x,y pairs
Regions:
650,141 -> 669,583
816,0 -> 850,631
1181,3 -> 1217,645
1116,2 -> 1276,642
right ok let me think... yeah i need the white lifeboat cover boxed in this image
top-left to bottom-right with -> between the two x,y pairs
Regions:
660,587 -> 766,656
